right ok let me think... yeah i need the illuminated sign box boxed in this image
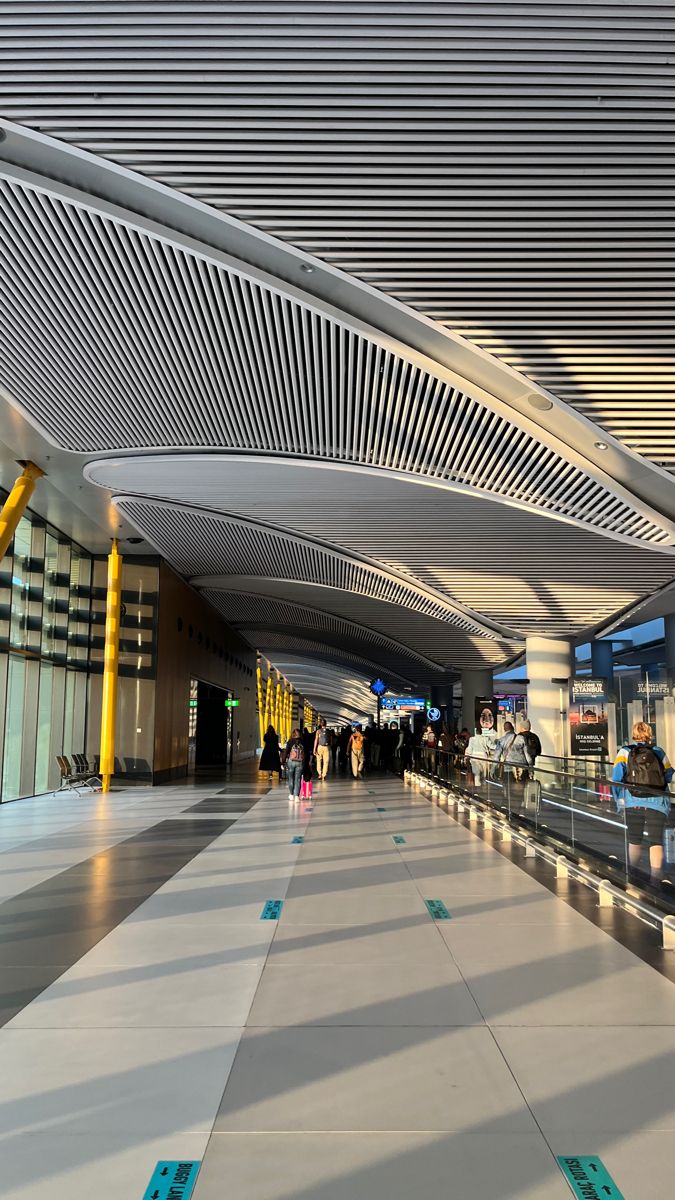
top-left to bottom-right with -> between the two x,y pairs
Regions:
381,696 -> 426,713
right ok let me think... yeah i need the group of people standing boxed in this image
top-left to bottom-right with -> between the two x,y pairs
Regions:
259,719 -> 416,793
259,720 -> 332,800
421,718 -> 541,783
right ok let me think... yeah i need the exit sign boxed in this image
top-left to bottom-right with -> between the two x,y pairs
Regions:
224,699 -> 240,708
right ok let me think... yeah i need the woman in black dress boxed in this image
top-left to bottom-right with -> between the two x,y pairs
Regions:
260,724 -> 282,783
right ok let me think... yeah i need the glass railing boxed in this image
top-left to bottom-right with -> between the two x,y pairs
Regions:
410,747 -> 675,904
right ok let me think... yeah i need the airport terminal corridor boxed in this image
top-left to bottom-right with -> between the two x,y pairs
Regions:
0,767 -> 674,1199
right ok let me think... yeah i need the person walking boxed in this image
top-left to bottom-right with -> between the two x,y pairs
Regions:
314,719 -> 330,781
300,749 -> 314,801
503,719 -> 534,782
421,723 -> 438,774
259,724 -> 282,783
612,720 -> 673,885
347,724 -> 365,778
491,720 -> 515,779
284,727 -> 305,801
465,725 -> 498,785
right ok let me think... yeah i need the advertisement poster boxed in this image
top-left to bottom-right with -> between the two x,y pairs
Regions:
569,678 -> 609,756
474,696 -> 497,736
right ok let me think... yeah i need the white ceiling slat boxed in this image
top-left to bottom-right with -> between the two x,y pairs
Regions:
86,457 -> 675,643
5,3 -> 670,466
0,171 -> 667,543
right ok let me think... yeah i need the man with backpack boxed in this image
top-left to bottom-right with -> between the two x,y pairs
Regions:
314,719 -> 330,781
347,724 -> 366,778
612,720 -> 673,885
284,728 -> 305,801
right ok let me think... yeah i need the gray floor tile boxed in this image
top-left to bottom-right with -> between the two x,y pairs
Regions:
247,960 -> 482,1026
279,894 -> 427,924
495,1026 -> 675,1132
267,918 -> 446,965
464,950 -> 675,1025
213,1026 -> 537,1132
194,1132 -> 572,1200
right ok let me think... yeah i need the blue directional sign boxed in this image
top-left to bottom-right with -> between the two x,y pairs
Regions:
291,835 -> 304,844
260,900 -> 284,920
142,1161 -> 200,1200
369,677 -> 388,697
557,1156 -> 625,1199
427,706 -> 441,722
425,899 -> 451,920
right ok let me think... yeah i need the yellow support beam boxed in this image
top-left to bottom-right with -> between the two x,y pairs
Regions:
256,663 -> 265,745
99,538 -> 123,793
0,461 -> 45,562
285,687 -> 292,741
263,672 -> 273,734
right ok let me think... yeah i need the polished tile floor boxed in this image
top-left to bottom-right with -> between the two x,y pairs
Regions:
1,768 -> 674,1198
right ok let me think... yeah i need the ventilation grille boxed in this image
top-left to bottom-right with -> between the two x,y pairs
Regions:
0,176 -> 668,545
2,2 -> 673,471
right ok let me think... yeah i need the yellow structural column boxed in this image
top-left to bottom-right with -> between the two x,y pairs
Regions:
0,461 -> 45,561
263,672 -> 273,733
256,663 -> 265,745
274,677 -> 282,733
99,538 -> 123,793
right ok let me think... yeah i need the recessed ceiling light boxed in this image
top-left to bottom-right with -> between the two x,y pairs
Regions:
526,392 -> 553,412
594,441 -> 609,450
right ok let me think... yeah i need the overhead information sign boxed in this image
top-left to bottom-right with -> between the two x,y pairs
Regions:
142,1161 -> 200,1200
381,696 -> 426,713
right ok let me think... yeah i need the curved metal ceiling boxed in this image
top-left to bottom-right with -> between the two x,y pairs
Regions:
1,1 -> 673,469
0,175 -> 668,546
91,460 -> 675,638
0,5 -> 673,720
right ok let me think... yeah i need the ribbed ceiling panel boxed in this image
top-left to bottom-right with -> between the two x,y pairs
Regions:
0,178 -> 669,545
203,592 -> 450,682
115,497 -> 501,636
256,636 -> 414,686
2,2 -> 673,469
100,458 -> 675,636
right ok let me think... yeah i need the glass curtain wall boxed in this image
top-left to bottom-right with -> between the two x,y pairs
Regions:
0,501 -> 94,802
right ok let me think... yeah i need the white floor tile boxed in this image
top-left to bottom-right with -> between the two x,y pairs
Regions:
0,1027 -> 241,1134
7,959 -> 264,1028
82,917 -> 275,967
0,1132 -> 209,1200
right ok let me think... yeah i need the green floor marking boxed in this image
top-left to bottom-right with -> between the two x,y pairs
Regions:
377,807 -> 386,812
260,899 -> 284,920
425,899 -> 451,920
557,1156 -> 625,1199
392,835 -> 406,844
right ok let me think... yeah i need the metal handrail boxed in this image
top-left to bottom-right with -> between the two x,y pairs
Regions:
406,759 -> 675,950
